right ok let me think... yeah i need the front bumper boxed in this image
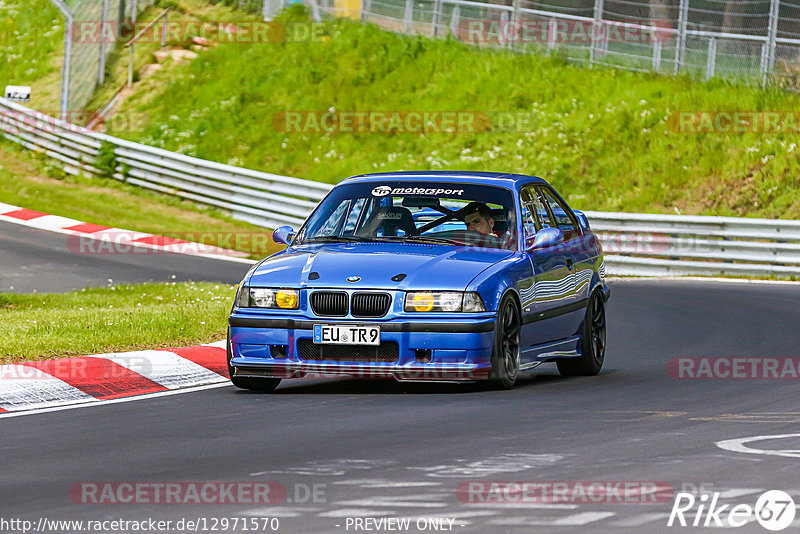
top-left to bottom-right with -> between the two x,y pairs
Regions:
228,314 -> 496,382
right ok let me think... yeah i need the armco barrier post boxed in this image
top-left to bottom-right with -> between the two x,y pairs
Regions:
98,0 -> 110,85
501,11 -> 510,48
450,5 -> 460,37
510,0 -> 520,49
48,0 -> 73,119
674,0 -> 688,74
762,0 -> 780,86
361,0 -> 371,21
705,37 -> 716,79
653,39 -> 662,71
403,0 -> 414,33
432,0 -> 442,36
589,0 -> 603,67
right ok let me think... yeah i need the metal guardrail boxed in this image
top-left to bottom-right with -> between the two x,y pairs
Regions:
0,97 -> 331,229
2,97 -> 799,278
587,211 -> 800,277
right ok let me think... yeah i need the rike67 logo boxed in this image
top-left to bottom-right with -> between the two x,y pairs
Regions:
668,490 -> 796,531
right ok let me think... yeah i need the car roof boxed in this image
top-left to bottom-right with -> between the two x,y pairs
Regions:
340,171 -> 547,188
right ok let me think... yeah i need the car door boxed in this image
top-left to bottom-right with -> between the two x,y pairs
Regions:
538,185 -> 589,335
518,185 -> 576,346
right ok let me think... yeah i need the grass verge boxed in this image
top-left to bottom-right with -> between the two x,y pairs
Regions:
0,281 -> 235,363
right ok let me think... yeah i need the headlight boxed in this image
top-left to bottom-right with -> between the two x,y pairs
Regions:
237,287 -> 299,309
404,291 -> 485,312
462,292 -> 486,312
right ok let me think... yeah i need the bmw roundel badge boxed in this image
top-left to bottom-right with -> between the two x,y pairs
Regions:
346,276 -> 361,283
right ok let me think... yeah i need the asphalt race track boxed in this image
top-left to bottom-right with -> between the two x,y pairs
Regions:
3,224 -> 800,533
0,219 -> 251,293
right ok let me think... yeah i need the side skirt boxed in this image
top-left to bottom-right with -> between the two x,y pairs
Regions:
521,336 -> 582,365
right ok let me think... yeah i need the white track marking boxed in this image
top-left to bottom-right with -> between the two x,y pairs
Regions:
609,512 -> 670,527
0,365 -> 95,411
608,276 -> 800,286
408,454 -> 564,478
240,507 -> 324,518
445,511 -> 502,519
716,433 -> 800,459
336,498 -> 448,508
318,509 -> 396,518
252,460 -> 396,477
333,479 -> 443,488
0,382 -> 232,418
467,502 -> 579,510
717,488 -> 766,499
489,511 -> 616,526
25,214 -> 82,231
91,350 -> 225,389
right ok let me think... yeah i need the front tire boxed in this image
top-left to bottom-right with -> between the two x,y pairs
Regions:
557,290 -> 606,376
227,328 -> 281,392
489,294 -> 521,389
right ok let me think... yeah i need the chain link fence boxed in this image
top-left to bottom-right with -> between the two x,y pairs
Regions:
49,0 -> 155,116
335,0 -> 800,87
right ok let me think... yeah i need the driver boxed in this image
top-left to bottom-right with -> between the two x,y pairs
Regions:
462,201 -> 515,249
463,202 -> 497,236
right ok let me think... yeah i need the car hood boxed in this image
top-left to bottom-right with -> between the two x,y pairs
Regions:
248,243 -> 515,291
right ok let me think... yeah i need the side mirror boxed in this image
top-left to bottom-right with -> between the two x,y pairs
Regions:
272,225 -> 296,245
573,210 -> 590,231
527,227 -> 564,250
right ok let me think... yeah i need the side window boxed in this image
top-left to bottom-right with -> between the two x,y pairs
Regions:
522,186 -> 556,234
539,187 -> 578,234
519,188 -> 538,237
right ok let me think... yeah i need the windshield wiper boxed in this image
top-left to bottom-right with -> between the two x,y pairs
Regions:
301,235 -> 379,244
381,235 -> 473,246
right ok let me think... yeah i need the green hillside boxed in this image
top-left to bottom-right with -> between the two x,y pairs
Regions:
105,10 -> 800,219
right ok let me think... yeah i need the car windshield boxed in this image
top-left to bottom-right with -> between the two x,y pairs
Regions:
294,181 -> 518,250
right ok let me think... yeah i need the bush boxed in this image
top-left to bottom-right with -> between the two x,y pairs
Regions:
94,141 -> 118,179
208,0 -> 263,14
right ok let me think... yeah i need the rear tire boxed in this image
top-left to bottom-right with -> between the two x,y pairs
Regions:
489,294 -> 521,390
227,328 -> 281,392
557,290 -> 606,376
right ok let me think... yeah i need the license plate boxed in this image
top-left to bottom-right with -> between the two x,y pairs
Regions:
313,324 -> 380,345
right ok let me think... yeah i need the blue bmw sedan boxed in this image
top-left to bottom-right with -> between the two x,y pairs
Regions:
227,171 -> 609,390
